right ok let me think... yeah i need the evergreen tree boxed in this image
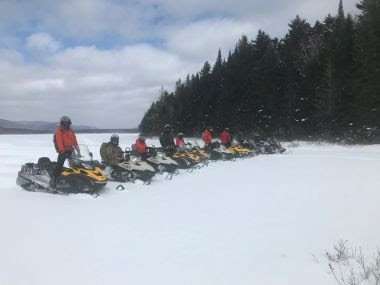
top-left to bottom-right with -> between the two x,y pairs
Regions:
354,0 -> 380,131
139,0 -> 379,143
279,16 -> 315,138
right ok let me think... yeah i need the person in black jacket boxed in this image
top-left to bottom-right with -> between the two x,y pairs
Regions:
159,124 -> 175,153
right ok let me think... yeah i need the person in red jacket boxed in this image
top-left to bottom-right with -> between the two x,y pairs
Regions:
202,127 -> 213,146
133,135 -> 149,159
175,132 -> 186,150
51,116 -> 80,188
202,127 -> 214,151
220,128 -> 232,147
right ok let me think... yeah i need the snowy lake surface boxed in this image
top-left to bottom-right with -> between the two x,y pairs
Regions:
0,133 -> 379,285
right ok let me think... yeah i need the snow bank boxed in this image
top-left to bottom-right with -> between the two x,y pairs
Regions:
0,134 -> 379,285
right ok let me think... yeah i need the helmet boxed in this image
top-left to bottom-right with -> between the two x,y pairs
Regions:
110,134 -> 119,145
177,132 -> 184,138
60,116 -> 71,129
164,124 -> 172,131
138,135 -> 146,142
224,127 -> 230,131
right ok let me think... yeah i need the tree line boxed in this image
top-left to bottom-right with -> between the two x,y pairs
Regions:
140,0 -> 380,143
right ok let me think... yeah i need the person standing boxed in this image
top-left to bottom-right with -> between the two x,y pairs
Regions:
51,116 -> 80,188
160,124 -> 175,147
160,124 -> 175,154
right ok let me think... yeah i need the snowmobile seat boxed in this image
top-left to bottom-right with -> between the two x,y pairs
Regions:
37,157 -> 52,170
37,157 -> 56,176
25,162 -> 34,168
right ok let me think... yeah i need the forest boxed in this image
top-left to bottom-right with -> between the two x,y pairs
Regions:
140,0 -> 380,143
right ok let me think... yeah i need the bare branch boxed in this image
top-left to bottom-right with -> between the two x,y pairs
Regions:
324,241 -> 380,285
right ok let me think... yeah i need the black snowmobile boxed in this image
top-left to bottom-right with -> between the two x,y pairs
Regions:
243,136 -> 286,154
205,141 -> 235,160
17,146 -> 108,194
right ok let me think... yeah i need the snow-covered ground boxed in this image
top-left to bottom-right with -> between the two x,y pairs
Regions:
0,134 -> 379,285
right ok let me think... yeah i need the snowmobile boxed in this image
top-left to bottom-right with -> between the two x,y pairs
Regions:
159,145 -> 194,169
170,151 -> 196,169
16,145 -> 108,194
195,148 -> 209,161
246,137 -> 286,154
186,143 -> 210,162
102,151 -> 157,184
206,141 -> 235,160
226,144 -> 255,157
144,147 -> 179,174
172,149 -> 205,168
168,143 -> 208,169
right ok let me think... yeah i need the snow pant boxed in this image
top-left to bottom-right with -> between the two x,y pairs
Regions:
53,151 -> 73,178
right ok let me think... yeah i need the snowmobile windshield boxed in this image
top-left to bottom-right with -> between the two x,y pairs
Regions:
69,145 -> 95,169
79,144 -> 93,161
72,144 -> 93,162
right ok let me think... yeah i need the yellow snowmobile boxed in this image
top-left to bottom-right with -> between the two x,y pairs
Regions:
17,145 -> 108,194
227,145 -> 255,157
169,143 -> 209,168
189,147 -> 209,162
172,150 -> 204,167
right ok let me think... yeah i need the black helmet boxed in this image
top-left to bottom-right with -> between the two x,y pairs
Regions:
110,134 -> 119,145
138,135 -> 146,142
60,116 -> 71,129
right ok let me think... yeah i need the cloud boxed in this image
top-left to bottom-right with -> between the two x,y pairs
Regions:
0,0 -> 359,43
50,44 -> 194,90
26,33 -> 61,53
0,17 -> 261,128
17,79 -> 65,93
0,0 -> 360,128
0,44 -> 197,128
0,0 -> 165,42
166,18 -> 258,61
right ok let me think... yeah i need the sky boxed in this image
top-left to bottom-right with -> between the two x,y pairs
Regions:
0,0 -> 358,128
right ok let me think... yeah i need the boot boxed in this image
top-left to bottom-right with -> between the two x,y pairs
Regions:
49,176 -> 57,189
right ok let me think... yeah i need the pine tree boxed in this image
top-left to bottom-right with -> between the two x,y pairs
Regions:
139,1 -> 378,143
279,16 -> 315,138
354,0 -> 380,134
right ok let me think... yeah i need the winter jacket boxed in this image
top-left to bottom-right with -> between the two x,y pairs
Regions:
175,137 -> 185,148
134,139 -> 147,155
54,127 -> 78,154
220,131 -> 232,145
201,130 -> 213,145
100,142 -> 124,166
159,131 -> 175,148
